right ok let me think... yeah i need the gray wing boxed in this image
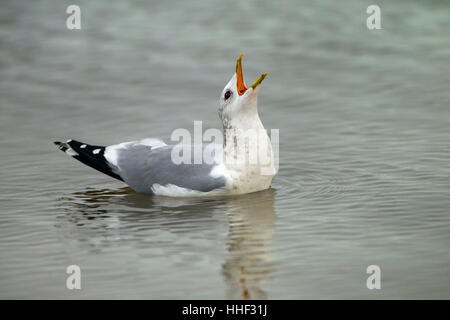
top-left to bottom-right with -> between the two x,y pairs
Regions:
106,143 -> 226,194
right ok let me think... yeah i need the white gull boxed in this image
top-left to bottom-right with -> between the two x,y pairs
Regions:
55,54 -> 276,197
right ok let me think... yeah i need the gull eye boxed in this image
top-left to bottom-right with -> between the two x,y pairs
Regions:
224,90 -> 232,100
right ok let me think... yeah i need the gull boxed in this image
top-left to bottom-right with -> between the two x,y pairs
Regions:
54,54 -> 276,197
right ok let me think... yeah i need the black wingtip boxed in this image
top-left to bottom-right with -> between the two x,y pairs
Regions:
54,141 -> 69,152
53,139 -> 124,182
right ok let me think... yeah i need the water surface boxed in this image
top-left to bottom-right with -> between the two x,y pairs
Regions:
0,0 -> 449,299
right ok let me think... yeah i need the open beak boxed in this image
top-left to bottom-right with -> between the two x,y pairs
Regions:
236,53 -> 268,96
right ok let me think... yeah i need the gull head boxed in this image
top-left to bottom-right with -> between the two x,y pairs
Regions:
219,53 -> 268,128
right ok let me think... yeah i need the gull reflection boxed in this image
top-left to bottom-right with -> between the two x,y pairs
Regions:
57,187 -> 277,299
222,189 -> 277,299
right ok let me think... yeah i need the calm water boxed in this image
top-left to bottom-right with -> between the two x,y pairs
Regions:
0,0 -> 449,299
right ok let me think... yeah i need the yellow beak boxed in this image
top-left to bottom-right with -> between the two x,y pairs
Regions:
235,53 -> 268,96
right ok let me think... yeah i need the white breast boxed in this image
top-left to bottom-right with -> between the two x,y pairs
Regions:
223,127 -> 276,194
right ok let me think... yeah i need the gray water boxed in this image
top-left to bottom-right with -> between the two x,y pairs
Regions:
1,0 -> 449,299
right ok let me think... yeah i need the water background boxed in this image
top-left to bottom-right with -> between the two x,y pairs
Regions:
0,0 -> 449,299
